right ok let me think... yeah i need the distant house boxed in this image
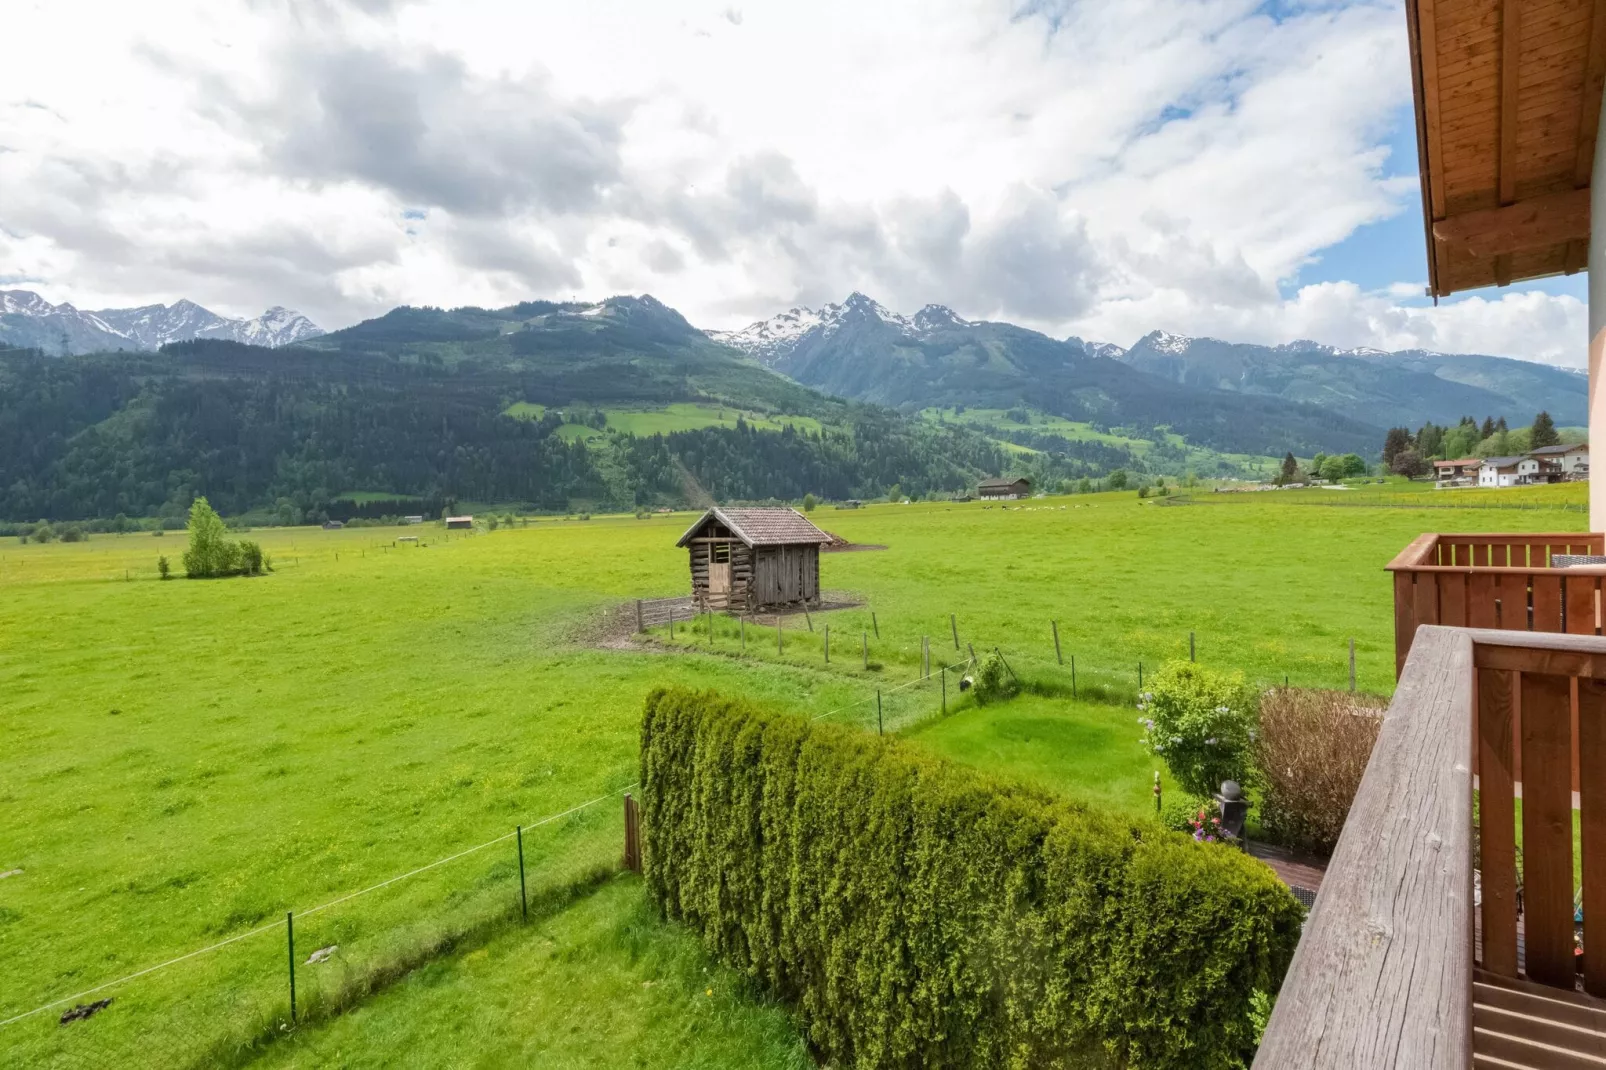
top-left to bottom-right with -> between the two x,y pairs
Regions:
445,515 -> 474,530
402,515 -> 425,525
676,506 -> 832,613
1528,442 -> 1589,479
1478,457 -> 1524,488
1433,458 -> 1481,483
835,499 -> 862,510
978,477 -> 1031,500
322,520 -> 344,530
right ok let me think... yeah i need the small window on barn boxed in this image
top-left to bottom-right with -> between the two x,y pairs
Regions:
713,544 -> 731,563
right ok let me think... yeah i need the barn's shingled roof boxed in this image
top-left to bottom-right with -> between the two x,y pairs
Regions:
675,507 -> 832,548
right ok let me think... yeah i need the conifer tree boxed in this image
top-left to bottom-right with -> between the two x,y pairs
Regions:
1530,411 -> 1560,449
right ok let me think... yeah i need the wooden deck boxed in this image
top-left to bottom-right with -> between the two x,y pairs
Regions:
1256,627 -> 1606,1068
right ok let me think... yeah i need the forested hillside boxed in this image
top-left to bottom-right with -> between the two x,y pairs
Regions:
0,325 -> 1013,521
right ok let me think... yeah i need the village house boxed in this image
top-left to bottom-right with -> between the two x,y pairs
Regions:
977,477 -> 1031,500
676,507 -> 832,613
1432,457 -> 1480,485
444,515 -> 474,530
1477,457 -> 1523,488
1527,441 -> 1589,479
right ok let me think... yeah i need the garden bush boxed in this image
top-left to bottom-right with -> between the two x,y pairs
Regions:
641,687 -> 1303,1070
1139,661 -> 1256,798
970,649 -> 1019,704
1252,687 -> 1384,855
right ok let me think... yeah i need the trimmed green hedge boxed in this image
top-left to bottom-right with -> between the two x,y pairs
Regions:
640,687 -> 1303,1070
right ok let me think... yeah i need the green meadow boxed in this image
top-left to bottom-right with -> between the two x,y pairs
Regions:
0,481 -> 1587,1066
503,401 -> 825,439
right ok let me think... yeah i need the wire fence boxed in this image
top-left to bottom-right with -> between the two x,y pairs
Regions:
0,780 -> 639,1060
641,603 -> 1385,739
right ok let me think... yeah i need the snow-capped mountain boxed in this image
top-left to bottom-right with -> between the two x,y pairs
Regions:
223,306 -> 324,348
0,289 -> 323,354
710,293 -> 1001,364
710,293 -> 1137,369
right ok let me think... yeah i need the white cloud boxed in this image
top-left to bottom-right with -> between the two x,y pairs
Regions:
0,0 -> 1583,365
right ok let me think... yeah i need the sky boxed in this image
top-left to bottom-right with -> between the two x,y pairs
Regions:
0,0 -> 1590,366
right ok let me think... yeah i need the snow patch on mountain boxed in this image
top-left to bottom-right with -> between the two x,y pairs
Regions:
0,289 -> 322,353
710,293 -> 984,363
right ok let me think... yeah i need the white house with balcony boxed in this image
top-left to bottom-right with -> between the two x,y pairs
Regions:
1478,457 -> 1523,488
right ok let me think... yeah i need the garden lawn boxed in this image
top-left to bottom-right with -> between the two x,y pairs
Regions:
0,482 -> 1586,1066
904,694 -> 1177,820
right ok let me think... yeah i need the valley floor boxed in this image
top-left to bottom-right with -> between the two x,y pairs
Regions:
0,481 -> 1585,1066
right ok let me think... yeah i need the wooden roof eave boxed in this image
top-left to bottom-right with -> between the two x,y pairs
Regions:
1407,0 -> 1444,303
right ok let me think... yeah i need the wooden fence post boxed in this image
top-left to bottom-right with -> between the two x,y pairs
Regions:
1190,631 -> 1196,662
862,631 -> 868,670
623,793 -> 641,873
824,624 -> 830,663
951,613 -> 960,649
740,616 -> 746,653
872,612 -> 879,638
1052,620 -> 1062,665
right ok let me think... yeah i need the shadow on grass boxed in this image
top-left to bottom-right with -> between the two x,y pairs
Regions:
192,863 -> 618,1070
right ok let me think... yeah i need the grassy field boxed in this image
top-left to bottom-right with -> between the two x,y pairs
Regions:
503,401 -> 825,438
918,405 -> 1285,476
0,480 -> 1587,1065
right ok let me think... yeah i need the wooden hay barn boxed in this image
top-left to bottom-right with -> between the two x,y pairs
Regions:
676,507 -> 832,613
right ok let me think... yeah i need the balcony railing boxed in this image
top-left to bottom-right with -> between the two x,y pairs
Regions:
1388,533 -> 1605,676
1255,627 -> 1606,1068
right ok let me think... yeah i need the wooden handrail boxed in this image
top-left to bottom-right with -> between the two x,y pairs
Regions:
1254,625 -> 1474,1068
1385,531 -> 1442,571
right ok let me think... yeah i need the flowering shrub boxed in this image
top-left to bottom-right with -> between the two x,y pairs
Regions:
1139,661 -> 1256,798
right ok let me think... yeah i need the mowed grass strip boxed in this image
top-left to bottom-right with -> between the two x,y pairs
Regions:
0,484 -> 1585,1065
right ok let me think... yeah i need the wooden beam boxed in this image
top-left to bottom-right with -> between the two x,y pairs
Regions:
1575,0 -> 1606,189
1432,187 -> 1591,259
1409,0 -> 1447,299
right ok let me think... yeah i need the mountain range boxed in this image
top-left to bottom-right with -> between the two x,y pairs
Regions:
713,294 -> 1588,432
0,285 -> 1588,523
0,289 -> 323,354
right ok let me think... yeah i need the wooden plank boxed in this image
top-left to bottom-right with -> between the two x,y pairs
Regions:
1480,666 -> 1520,977
1440,570 -> 1470,627
1253,626 -> 1473,1069
1577,0 -> 1606,187
1432,186 -> 1591,258
1475,644 -> 1606,679
1387,533 -> 1446,570
1413,0 -> 1449,296
1534,573 -> 1564,632
1568,574 -> 1599,635
1581,676 -> 1606,997
1469,571 -> 1501,629
1520,671 -> 1577,987
1497,0 -> 1519,205
1419,573 -> 1444,630
1397,571 -> 1419,678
